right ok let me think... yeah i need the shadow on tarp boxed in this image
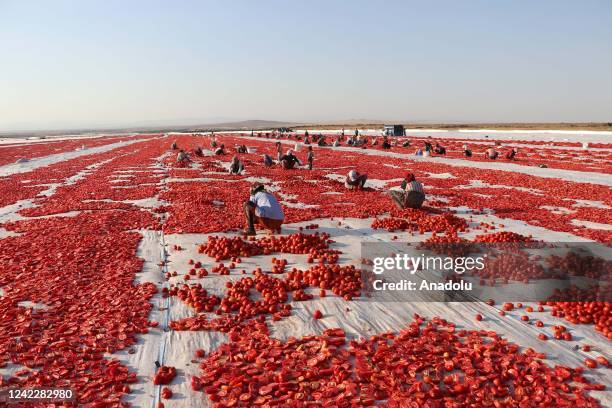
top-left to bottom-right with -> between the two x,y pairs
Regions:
358,241 -> 611,303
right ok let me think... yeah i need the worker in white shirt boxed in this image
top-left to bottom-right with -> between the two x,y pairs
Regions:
244,183 -> 285,235
345,170 -> 368,190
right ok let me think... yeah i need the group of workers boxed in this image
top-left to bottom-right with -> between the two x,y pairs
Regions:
243,170 -> 425,236
177,134 -> 556,236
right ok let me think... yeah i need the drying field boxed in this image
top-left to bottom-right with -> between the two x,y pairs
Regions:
0,130 -> 610,407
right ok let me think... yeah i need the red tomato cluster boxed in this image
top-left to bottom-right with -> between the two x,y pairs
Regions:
372,208 -> 468,236
153,366 -> 177,385
473,252 -> 548,283
198,236 -> 263,259
198,233 -> 340,264
473,231 -> 533,243
169,261 -> 362,334
543,294 -> 612,340
546,251 -> 612,279
1,132 -> 609,406
0,134 -> 149,166
193,315 -> 604,406
0,212 -> 159,404
371,217 -> 413,231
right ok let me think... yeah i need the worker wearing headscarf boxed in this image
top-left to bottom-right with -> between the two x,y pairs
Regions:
229,155 -> 244,174
389,172 -> 425,209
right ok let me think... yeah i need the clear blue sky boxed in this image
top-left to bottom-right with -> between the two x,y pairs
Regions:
1,0 -> 611,130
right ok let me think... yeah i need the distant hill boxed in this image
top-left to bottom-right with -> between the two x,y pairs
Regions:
191,119 -> 301,130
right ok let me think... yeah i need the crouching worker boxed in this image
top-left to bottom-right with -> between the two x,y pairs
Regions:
505,148 -> 518,160
214,144 -> 225,155
280,149 -> 302,169
244,183 -> 284,236
263,154 -> 274,167
171,141 -> 178,150
485,147 -> 498,160
434,143 -> 446,155
236,144 -> 248,154
345,170 -> 367,190
194,146 -> 204,157
177,149 -> 190,165
382,136 -> 391,149
388,173 -> 425,209
463,144 -> 472,157
229,156 -> 244,174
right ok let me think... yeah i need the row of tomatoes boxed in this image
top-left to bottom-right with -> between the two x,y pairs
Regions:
190,314 -> 604,407
0,210 -> 162,404
197,232 -> 339,264
167,260 -> 362,333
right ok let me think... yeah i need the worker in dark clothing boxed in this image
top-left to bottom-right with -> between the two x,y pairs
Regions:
306,146 -> 314,170
214,144 -> 225,155
263,154 -> 274,167
382,136 -> 391,149
434,143 -> 446,155
280,150 -> 302,169
505,148 -> 518,160
463,145 -> 472,157
229,156 -> 244,174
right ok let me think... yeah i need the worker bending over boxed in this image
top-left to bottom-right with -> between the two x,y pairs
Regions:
171,141 -> 178,150
280,150 -> 302,169
176,149 -> 190,164
388,173 -> 425,209
463,145 -> 472,157
345,170 -> 367,190
229,156 -> 244,174
244,183 -> 284,236
382,136 -> 391,149
214,144 -> 225,155
263,154 -> 274,167
434,143 -> 446,155
485,147 -> 499,160
505,148 -> 518,160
